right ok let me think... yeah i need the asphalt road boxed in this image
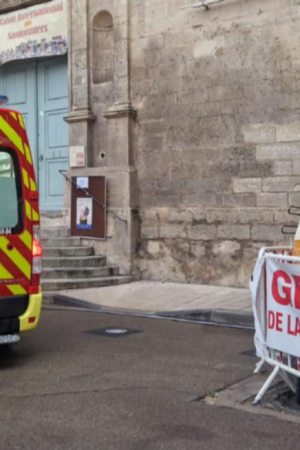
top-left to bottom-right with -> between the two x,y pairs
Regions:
0,307 -> 299,450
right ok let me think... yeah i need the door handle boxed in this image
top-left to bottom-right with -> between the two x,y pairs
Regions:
39,155 -> 44,161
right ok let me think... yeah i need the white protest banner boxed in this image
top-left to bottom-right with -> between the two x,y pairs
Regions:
0,0 -> 67,66
266,258 -> 300,358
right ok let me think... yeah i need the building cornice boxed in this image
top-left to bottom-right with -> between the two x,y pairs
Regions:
64,108 -> 97,124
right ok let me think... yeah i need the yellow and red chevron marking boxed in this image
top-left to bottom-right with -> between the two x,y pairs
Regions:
0,235 -> 32,295
0,107 -> 40,297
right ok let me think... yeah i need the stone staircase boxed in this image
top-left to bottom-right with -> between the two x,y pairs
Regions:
41,227 -> 132,292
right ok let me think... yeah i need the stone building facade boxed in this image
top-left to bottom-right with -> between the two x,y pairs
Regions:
1,0 -> 300,287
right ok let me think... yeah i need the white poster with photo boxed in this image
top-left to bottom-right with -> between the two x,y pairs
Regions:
0,0 -> 67,66
76,198 -> 93,230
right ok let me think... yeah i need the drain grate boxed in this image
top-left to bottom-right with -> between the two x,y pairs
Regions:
85,327 -> 142,338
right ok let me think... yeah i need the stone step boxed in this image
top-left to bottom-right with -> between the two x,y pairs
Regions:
42,266 -> 119,280
43,246 -> 94,258
41,227 -> 70,238
42,255 -> 107,268
42,276 -> 132,291
41,237 -> 83,247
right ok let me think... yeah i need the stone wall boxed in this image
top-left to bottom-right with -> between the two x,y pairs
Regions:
130,0 -> 300,286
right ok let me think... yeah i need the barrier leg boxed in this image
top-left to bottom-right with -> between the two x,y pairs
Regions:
279,370 -> 296,393
253,365 -> 280,405
254,359 -> 265,374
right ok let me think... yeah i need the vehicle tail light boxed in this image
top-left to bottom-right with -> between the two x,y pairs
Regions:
32,225 -> 42,276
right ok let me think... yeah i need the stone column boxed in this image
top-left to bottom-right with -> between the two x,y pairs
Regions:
99,0 -> 139,275
64,0 -> 96,167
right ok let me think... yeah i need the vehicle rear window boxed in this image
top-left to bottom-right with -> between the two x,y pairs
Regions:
0,148 -> 23,235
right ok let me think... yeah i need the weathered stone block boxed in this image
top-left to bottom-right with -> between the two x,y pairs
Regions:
239,209 -> 273,224
257,142 -> 300,160
140,209 -> 158,223
289,193 -> 300,207
156,208 -> 171,221
187,225 -> 217,241
176,89 -> 208,105
140,35 -> 164,50
263,177 -> 300,192
218,225 -> 250,240
206,209 -> 239,223
189,208 -> 206,222
159,224 -> 187,239
186,178 -> 232,193
208,85 -> 243,102
251,225 -> 284,242
274,161 -> 292,176
222,194 -> 257,207
293,160 -> 300,175
276,122 -> 300,142
257,193 -> 288,207
190,243 -> 206,258
274,209 -> 298,225
212,241 -> 241,256
240,160 -> 273,178
144,49 -> 162,67
183,192 -> 221,207
147,241 -> 161,256
242,123 -> 276,144
233,178 -> 262,193
168,209 -> 194,223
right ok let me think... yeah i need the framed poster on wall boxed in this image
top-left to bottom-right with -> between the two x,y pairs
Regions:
71,176 -> 106,239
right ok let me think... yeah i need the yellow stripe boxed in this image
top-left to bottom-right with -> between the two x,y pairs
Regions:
10,112 -> 17,121
19,114 -> 25,129
0,237 -> 31,279
25,201 -> 31,220
0,116 -> 24,155
22,168 -> 29,189
32,209 -> 39,222
24,143 -> 33,165
19,230 -> 32,250
30,178 -> 37,191
0,264 -> 13,280
8,285 -> 27,295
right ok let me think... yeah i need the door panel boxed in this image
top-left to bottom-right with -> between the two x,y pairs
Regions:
0,57 -> 68,211
0,63 -> 38,169
38,56 -> 68,211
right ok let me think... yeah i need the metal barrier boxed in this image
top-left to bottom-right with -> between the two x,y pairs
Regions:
250,245 -> 300,404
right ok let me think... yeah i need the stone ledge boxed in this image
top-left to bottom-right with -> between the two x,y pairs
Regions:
64,109 -> 97,124
104,102 -> 137,120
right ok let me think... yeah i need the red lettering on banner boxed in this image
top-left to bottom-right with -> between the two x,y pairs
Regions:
276,312 -> 283,332
296,318 -> 300,336
288,315 -> 295,335
287,315 -> 300,336
293,275 -> 300,310
268,311 -> 275,329
272,270 -> 292,306
268,311 -> 283,332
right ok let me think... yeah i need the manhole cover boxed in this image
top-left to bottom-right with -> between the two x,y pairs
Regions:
85,327 -> 142,338
105,329 -> 129,335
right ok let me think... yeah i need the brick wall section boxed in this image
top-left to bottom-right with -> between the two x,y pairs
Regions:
130,0 -> 300,287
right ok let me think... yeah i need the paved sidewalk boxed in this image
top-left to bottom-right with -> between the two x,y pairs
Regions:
51,281 -> 253,328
